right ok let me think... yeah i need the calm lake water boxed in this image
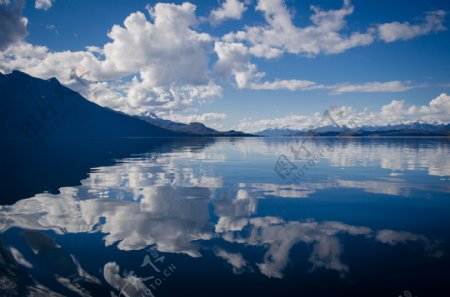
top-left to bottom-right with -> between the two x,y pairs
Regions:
1,137 -> 450,297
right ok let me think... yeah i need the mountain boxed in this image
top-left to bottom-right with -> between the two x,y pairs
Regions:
138,113 -> 251,136
255,125 -> 351,136
256,123 -> 450,137
0,70 -> 184,142
254,128 -> 300,137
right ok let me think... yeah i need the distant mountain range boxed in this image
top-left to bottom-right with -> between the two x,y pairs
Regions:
256,123 -> 450,137
138,113 -> 248,136
0,71 -> 250,142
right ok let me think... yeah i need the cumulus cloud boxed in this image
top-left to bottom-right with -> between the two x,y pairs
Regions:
102,3 -> 213,84
236,93 -> 450,132
0,42 -> 97,83
224,0 -> 374,58
0,0 -> 27,51
213,41 -> 263,88
81,78 -> 223,115
35,0 -> 53,11
209,0 -> 247,25
377,10 -> 447,43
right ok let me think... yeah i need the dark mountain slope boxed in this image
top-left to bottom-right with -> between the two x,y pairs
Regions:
0,70 -> 181,143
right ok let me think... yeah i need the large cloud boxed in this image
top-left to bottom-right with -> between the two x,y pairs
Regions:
101,3 -> 212,85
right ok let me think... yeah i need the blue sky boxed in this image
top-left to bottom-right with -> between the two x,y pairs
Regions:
1,0 -> 450,132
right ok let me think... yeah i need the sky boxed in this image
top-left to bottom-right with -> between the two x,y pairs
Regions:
1,0 -> 450,132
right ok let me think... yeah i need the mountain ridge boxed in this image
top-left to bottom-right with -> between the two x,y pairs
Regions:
255,123 -> 450,137
138,112 -> 249,136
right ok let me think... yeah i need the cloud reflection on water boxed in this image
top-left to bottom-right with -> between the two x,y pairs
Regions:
0,138 -> 448,295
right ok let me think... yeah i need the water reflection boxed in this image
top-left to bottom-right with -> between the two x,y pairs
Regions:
0,137 -> 449,296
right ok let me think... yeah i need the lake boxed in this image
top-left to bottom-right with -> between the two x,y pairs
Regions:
1,137 -> 449,297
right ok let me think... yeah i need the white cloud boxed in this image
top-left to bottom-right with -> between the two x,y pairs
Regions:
35,0 -> 53,11
85,78 -> 223,115
225,0 -> 374,58
245,79 -> 415,93
417,93 -> 450,122
213,41 -> 263,88
330,81 -> 414,94
249,79 -> 317,91
236,114 -> 316,133
0,42 -> 97,83
164,112 -> 227,124
102,4 -> 213,84
209,0 -> 247,25
248,43 -> 283,58
377,10 -> 447,43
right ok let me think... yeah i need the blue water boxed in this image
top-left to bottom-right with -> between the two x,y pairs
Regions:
1,137 -> 449,297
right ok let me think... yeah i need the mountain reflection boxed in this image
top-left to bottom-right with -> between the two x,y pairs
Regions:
0,138 -> 449,296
